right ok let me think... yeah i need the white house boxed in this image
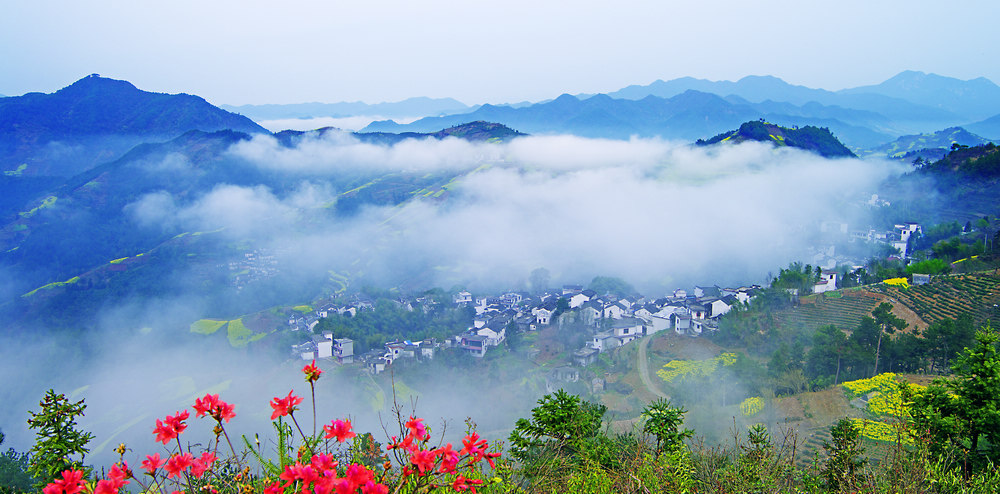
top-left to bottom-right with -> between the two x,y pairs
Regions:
568,292 -> 590,308
460,334 -> 488,357
611,318 -> 644,339
591,331 -> 621,353
454,291 -> 473,304
814,270 -> 838,294
477,325 -> 506,346
334,338 -> 354,364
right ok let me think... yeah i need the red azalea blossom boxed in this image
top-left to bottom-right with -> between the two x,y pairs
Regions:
142,453 -> 163,474
193,393 -> 236,423
190,452 -> 217,478
269,390 -> 304,420
263,482 -> 284,494
302,359 -> 323,382
42,469 -> 85,494
404,417 -> 427,441
164,452 -> 194,478
361,481 -> 389,494
323,419 -> 356,443
459,433 -> 488,461
153,410 -> 189,444
437,443 -> 459,473
452,475 -> 484,493
106,462 -> 130,489
410,448 -> 436,474
343,463 -> 374,489
91,480 -> 116,494
311,453 -> 338,472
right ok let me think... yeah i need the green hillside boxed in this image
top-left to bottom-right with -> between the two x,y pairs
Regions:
697,120 -> 856,158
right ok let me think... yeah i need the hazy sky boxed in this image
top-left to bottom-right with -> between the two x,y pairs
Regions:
2,1 -> 998,106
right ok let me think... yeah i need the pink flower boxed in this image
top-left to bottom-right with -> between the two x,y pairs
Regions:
405,417 -> 427,441
302,360 -> 323,383
189,452 -> 216,478
42,469 -> 85,494
264,482 -> 283,494
153,410 -> 189,444
361,481 -> 389,494
459,432 -> 488,461
410,449 -> 436,474
452,475 -> 484,493
270,390 -> 304,420
343,463 -> 374,489
310,453 -> 338,473
164,453 -> 193,478
142,454 -> 163,474
323,419 -> 356,443
193,394 -> 236,423
437,443 -> 459,473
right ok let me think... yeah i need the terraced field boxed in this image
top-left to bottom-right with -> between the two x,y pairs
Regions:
882,273 -> 1000,326
774,290 -> 884,332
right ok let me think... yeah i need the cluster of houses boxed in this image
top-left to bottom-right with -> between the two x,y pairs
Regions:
289,282 -> 766,375
226,249 -> 279,291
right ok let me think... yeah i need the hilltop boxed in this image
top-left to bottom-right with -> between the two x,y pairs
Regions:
696,120 -> 856,158
0,74 -> 267,177
861,127 -> 992,160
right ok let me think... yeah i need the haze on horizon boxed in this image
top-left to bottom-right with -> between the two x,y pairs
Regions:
2,1 -> 999,106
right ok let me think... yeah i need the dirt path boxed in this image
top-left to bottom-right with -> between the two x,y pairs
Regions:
637,335 -> 669,400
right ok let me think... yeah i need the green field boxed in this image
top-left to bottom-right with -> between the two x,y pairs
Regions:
190,319 -> 228,335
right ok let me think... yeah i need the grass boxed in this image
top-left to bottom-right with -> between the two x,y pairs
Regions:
190,319 -> 228,335
293,305 -> 313,313
227,318 -> 254,348
22,276 -> 81,298
18,195 -> 57,218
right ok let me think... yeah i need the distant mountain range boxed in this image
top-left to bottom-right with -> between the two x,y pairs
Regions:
0,74 -> 266,177
354,72 -> 1000,150
222,97 -> 474,121
360,90 -> 895,148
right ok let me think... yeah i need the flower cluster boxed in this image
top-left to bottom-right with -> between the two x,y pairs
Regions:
193,394 -> 236,423
882,277 -> 910,289
43,376 -> 500,494
273,451 -> 388,494
385,416 -> 499,492
739,396 -> 765,417
657,352 -> 738,384
850,418 -> 914,446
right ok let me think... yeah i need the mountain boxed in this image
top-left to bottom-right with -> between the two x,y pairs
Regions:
696,121 -> 856,158
0,74 -> 267,177
362,91 -> 893,148
841,71 -> 1000,122
862,127 -> 992,160
606,73 -> 977,135
222,97 -> 473,121
965,113 -> 1000,140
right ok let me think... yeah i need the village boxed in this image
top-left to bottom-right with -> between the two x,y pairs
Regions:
283,221 -> 924,376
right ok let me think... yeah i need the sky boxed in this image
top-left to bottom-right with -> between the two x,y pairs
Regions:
2,1 -> 999,106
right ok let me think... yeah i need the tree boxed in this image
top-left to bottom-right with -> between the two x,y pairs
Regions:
26,391 -> 94,489
910,324 -> 1000,469
641,399 -> 693,458
871,303 -> 907,375
587,276 -> 635,298
949,324 -> 1000,454
0,430 -> 35,493
508,390 -> 607,464
821,419 -> 866,491
529,268 -> 550,295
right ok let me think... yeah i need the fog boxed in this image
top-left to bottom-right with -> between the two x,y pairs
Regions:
0,131 -> 904,469
216,132 -> 900,291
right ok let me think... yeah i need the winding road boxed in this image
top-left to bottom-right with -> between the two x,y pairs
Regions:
637,335 -> 669,400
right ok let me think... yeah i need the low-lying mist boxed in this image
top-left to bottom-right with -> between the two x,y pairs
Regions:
0,130 -> 904,467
